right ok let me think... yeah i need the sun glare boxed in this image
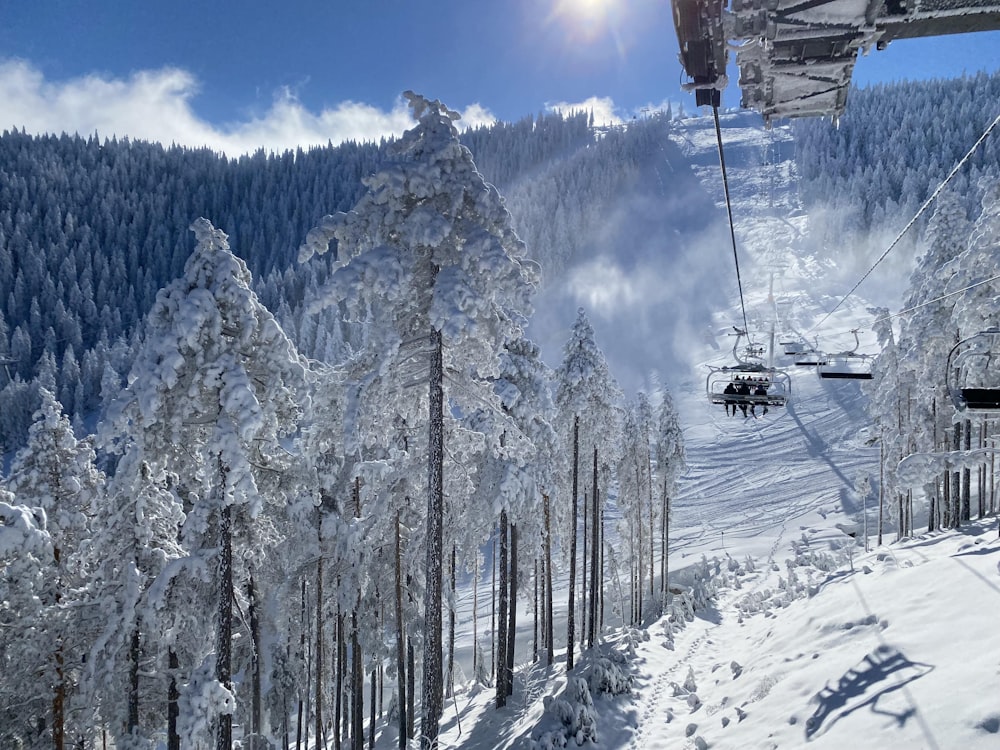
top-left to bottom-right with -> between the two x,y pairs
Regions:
550,0 -> 622,43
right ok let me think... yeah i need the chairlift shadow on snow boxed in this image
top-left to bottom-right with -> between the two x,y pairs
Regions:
804,644 -> 933,740
785,399 -> 856,494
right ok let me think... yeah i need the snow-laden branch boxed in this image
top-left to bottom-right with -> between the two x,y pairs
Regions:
897,447 -> 999,491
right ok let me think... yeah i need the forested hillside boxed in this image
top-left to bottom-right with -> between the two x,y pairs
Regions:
0,110 -> 705,452
793,71 -> 1000,256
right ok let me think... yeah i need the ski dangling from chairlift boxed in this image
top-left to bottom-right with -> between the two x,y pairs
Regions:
946,327 -> 1000,412
815,329 -> 874,380
707,327 -> 791,416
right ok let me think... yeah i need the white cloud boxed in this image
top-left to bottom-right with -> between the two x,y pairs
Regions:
0,59 -> 496,155
546,95 -> 623,126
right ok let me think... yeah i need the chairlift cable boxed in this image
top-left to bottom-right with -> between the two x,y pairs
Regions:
808,272 -> 1000,344
809,110 -> 1000,334
712,102 -> 750,336
868,273 -> 1000,332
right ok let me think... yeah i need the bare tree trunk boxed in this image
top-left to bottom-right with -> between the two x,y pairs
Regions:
543,493 -> 554,666
53,639 -> 64,750
369,670 -> 376,750
533,558 -> 539,663
953,423 -> 963,528
634,457 -> 644,624
297,579 -> 306,750
352,611 -> 363,750
507,523 -> 518,698
567,416 -> 579,672
963,418 -> 972,522
53,546 -> 64,750
581,487 -> 588,653
929,399 -> 937,532
216,503 -> 233,750
446,545 -> 456,699
128,619 -> 140,736
588,448 -> 599,648
600,504 -> 605,630
168,649 -> 180,750
991,430 -> 996,515
316,558 -> 324,750
496,511 -> 509,708
394,512 -> 407,749
473,550 -> 479,675
979,422 -> 986,518
249,571 -> 262,750
647,447 -> 655,603
406,638 -> 415,741
878,437 -> 885,546
662,485 -> 671,609
491,528 -> 496,681
422,327 -> 445,749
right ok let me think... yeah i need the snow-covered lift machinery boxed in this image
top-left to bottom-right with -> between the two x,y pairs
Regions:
671,0 -> 1000,124
946,328 -> 1000,412
707,328 -> 791,409
816,329 -> 874,380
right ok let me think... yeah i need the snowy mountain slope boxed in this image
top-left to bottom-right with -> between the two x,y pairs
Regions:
571,110 -> 1000,750
426,110 -> 1000,750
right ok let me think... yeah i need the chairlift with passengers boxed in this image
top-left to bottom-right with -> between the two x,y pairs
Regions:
816,330 -> 874,380
707,327 -> 791,412
946,328 -> 1000,413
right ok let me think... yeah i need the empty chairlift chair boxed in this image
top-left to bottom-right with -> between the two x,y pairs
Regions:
817,354 -> 874,380
946,328 -> 1000,413
816,330 -> 874,380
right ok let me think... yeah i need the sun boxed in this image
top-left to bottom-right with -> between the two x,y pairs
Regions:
550,0 -> 622,43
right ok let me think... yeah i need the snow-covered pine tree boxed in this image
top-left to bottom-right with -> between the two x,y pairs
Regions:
495,337 -> 559,666
618,393 -> 657,626
895,190 -> 971,530
299,92 -> 536,747
944,182 -> 1000,525
104,219 -> 307,749
3,388 -> 105,749
555,308 -> 624,668
948,181 -> 1000,337
866,308 -> 906,540
655,387 -> 686,610
0,488 -> 55,747
82,449 -> 185,749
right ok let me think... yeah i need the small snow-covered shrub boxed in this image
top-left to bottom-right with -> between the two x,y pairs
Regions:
587,656 -> 632,696
177,656 -> 235,749
530,677 -> 599,749
683,666 -> 698,693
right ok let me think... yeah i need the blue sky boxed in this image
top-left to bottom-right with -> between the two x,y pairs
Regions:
2,0 -> 999,153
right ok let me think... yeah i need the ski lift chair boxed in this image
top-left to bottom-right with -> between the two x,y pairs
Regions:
794,353 -> 826,367
946,328 -> 1000,413
816,329 -> 874,380
707,365 -> 791,409
708,327 -> 792,410
817,354 -> 874,380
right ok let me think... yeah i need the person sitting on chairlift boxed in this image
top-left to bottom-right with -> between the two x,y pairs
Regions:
723,382 -> 738,416
754,382 -> 769,416
737,380 -> 751,417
